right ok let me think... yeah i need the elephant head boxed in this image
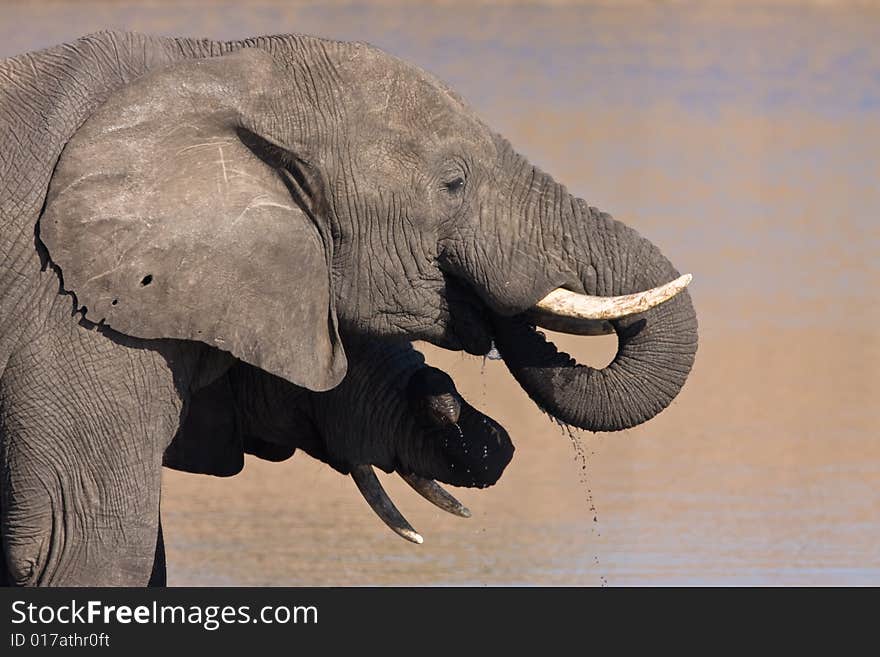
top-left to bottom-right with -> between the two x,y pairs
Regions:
39,35 -> 697,540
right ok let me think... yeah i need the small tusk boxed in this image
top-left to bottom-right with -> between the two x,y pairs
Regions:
522,314 -> 615,336
401,473 -> 472,518
533,273 -> 692,321
351,465 -> 423,544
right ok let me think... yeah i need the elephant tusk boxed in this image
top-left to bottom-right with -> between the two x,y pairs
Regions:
401,473 -> 472,518
351,465 -> 424,545
532,273 -> 692,322
520,315 -> 615,336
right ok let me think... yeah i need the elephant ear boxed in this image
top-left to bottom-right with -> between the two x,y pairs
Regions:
40,49 -> 347,391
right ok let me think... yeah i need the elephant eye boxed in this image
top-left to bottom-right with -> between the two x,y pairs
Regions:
443,177 -> 465,194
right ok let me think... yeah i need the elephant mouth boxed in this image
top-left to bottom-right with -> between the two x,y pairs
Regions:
441,273 -> 495,356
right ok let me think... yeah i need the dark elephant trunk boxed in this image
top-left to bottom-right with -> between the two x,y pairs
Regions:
491,196 -> 698,432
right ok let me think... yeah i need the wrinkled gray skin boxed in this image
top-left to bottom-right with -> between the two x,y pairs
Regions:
0,32 -> 697,586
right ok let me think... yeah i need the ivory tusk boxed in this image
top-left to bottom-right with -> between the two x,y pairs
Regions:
401,473 -> 472,518
351,465 -> 423,544
522,314 -> 615,336
533,273 -> 692,321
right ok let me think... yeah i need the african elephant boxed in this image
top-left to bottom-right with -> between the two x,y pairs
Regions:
0,31 -> 697,586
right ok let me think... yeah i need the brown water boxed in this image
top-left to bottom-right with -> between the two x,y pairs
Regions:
3,1 -> 878,585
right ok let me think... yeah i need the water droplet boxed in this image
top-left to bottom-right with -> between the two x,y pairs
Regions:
486,341 -> 502,360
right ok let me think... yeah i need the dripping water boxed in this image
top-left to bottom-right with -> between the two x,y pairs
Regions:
552,416 -> 607,586
479,341 -> 501,402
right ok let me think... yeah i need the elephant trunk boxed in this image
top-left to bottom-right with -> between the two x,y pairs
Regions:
492,195 -> 699,432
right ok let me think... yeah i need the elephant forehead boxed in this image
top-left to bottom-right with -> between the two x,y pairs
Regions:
338,46 -> 493,148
